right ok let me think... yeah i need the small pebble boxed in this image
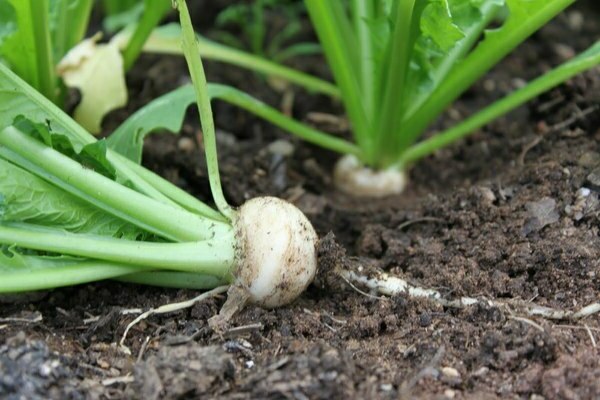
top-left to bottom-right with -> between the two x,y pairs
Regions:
472,366 -> 489,377
177,137 -> 195,152
522,197 -> 560,235
267,139 -> 294,156
578,188 -> 591,198
444,389 -> 456,399
441,367 -> 460,379
478,186 -> 496,205
567,11 -> 584,31
380,383 -> 393,392
499,185 -> 516,200
188,360 -> 202,371
553,43 -> 575,60
586,167 -> 600,189
216,130 -> 237,147
39,360 -> 59,377
483,79 -> 496,92
419,313 -> 432,327
512,78 -> 527,89
577,151 -> 600,168
565,187 -> 598,221
448,108 -> 461,120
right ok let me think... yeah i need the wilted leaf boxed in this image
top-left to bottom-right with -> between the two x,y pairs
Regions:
57,33 -> 127,133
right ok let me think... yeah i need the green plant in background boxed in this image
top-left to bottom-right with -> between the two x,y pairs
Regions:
213,0 -> 321,64
0,0 -> 171,133
135,0 -> 600,197
0,0 -> 93,104
0,0 -> 319,318
118,21 -> 339,96
300,0 -> 600,195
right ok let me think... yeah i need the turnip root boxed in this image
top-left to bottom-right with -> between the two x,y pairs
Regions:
234,196 -> 318,308
333,155 -> 407,197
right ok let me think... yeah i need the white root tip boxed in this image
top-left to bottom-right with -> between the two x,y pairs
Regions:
235,197 -> 318,308
333,154 -> 408,197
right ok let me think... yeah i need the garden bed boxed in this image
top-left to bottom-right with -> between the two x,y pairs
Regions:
1,1 -> 599,399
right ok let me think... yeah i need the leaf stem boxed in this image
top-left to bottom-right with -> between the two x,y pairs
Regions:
0,126 -> 230,241
29,0 -> 57,104
66,0 -> 94,52
372,0 -> 417,166
53,0 -> 93,60
398,41 -> 600,167
0,261 -> 142,293
126,156 -> 227,221
117,271 -> 229,289
0,223 -> 236,276
122,0 -> 171,71
352,0 -> 375,118
176,0 -> 233,220
208,84 -> 360,157
304,0 -> 371,157
121,24 -> 340,97
0,64 -> 219,216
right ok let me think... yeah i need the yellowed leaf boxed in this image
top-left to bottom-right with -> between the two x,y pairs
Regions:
57,34 -> 127,134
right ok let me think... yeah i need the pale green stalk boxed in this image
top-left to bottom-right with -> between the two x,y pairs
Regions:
117,271 -> 228,289
0,223 -> 235,275
122,0 -> 171,71
0,126 -> 229,241
397,40 -> 600,167
176,0 -> 233,220
305,0 -> 371,156
352,0 -> 376,119
128,25 -> 340,97
372,0 -> 417,166
0,262 -> 142,293
28,0 -> 56,103
0,63 -> 221,218
208,84 -> 360,157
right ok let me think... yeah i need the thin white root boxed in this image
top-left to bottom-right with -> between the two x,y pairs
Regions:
341,270 -> 600,321
572,303 -> 600,319
585,324 -> 597,348
0,312 -> 43,324
102,375 -> 135,386
119,285 -> 229,354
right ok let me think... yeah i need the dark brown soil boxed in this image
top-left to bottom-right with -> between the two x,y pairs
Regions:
2,2 -> 600,399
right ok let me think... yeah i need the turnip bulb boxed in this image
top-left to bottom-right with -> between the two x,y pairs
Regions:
234,196 -> 318,308
333,154 -> 407,197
